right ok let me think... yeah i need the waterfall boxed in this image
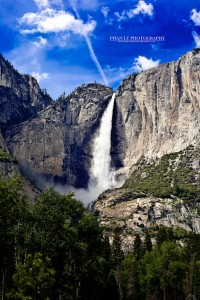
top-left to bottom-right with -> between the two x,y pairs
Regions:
89,93 -> 116,197
55,93 -> 123,206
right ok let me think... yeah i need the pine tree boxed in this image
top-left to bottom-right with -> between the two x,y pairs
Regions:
127,261 -> 137,300
133,234 -> 142,260
144,230 -> 152,253
111,231 -> 124,268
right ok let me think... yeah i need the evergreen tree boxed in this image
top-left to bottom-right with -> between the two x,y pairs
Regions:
156,226 -> 175,247
111,231 -> 124,299
126,261 -> 138,300
8,253 -> 55,300
133,234 -> 142,260
111,231 -> 124,268
138,242 -> 186,300
143,230 -> 152,253
0,177 -> 30,299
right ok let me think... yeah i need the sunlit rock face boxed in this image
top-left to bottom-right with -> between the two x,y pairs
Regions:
112,49 -> 200,175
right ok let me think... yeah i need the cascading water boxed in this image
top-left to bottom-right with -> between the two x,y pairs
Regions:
89,93 -> 116,198
55,93 -> 123,206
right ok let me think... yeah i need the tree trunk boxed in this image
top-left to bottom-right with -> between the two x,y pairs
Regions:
1,273 -> 5,300
163,288 -> 166,300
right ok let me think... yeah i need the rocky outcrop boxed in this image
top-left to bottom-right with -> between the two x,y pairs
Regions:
5,84 -> 113,188
112,49 -> 200,174
0,54 -> 52,129
94,188 -> 200,249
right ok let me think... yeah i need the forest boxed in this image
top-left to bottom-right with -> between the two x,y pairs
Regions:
1,176 -> 200,300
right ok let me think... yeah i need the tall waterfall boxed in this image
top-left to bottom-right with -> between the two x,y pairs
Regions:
55,93 -> 123,206
89,93 -> 116,196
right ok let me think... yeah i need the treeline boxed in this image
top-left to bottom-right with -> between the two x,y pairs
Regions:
112,228 -> 200,300
1,176 -> 200,299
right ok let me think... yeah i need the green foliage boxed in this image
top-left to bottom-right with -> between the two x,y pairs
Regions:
1,175 -> 200,300
0,177 -> 30,299
0,150 -> 16,162
0,181 -> 114,300
143,230 -> 152,253
138,242 -> 187,299
8,253 -> 55,300
56,91 -> 66,102
111,231 -> 124,267
156,226 -> 175,247
124,146 -> 200,201
133,234 -> 142,260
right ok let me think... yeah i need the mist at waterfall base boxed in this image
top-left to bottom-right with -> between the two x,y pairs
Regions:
55,94 -> 124,206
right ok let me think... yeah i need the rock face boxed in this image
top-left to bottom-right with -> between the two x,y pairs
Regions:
5,84 -> 113,188
112,49 -> 200,174
0,54 -> 52,129
0,132 -> 40,202
94,188 -> 200,250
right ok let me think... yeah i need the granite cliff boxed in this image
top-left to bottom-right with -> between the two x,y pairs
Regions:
112,48 -> 200,176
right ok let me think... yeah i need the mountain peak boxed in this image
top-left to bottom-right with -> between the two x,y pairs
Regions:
0,54 -> 53,129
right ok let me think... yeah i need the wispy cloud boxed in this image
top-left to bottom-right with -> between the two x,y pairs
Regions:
105,65 -> 134,83
34,0 -> 64,10
19,8 -> 96,36
190,9 -> 200,26
192,31 -> 200,48
101,6 -> 110,18
75,0 -> 99,11
33,36 -> 48,47
31,72 -> 49,82
70,0 -> 108,86
34,0 -> 49,10
114,0 -> 154,23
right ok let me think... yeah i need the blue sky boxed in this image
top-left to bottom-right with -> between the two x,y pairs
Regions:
0,0 -> 200,99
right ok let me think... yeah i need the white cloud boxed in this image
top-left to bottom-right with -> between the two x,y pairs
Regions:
34,0 -> 49,10
105,65 -> 133,83
34,0 -> 63,10
101,6 -> 110,18
76,0 -> 99,11
191,9 -> 200,26
192,31 -> 200,48
19,8 -> 96,36
114,11 -> 127,22
128,0 -> 154,18
105,56 -> 160,84
33,36 -> 48,47
133,56 -> 160,72
31,72 -> 49,82
114,0 -> 154,23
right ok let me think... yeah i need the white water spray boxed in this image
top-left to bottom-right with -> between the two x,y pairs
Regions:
89,93 -> 116,197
